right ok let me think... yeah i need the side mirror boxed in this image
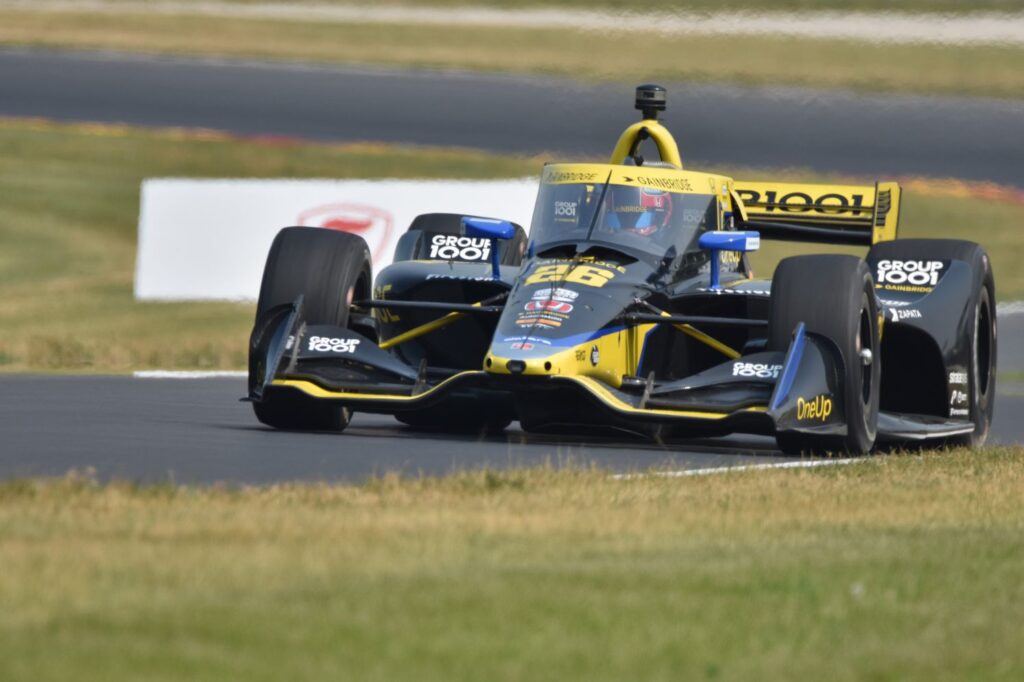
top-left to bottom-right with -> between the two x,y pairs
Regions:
698,230 -> 760,290
462,217 -> 516,279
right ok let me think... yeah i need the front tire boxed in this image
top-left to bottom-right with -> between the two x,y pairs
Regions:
769,255 -> 881,455
249,227 -> 372,431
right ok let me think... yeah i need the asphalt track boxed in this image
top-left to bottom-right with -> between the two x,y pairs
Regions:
2,48 -> 1024,185
1,376 -> 1021,485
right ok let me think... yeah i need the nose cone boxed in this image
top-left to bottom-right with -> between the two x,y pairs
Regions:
485,258 -> 646,385
484,340 -> 570,377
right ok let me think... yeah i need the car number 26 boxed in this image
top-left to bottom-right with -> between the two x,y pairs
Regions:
525,264 -> 615,288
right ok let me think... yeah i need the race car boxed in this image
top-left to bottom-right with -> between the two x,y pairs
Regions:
247,84 -> 997,454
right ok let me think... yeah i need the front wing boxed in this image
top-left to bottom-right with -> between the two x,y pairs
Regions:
248,299 -> 966,441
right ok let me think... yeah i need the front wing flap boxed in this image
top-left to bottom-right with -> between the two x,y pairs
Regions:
252,305 -> 853,439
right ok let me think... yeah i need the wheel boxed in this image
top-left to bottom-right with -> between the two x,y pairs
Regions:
768,255 -> 881,455
869,239 -> 996,447
249,226 -> 372,431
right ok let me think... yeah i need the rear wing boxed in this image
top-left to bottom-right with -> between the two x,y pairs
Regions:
731,181 -> 901,246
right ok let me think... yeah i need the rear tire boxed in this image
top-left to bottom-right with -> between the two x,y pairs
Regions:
249,227 -> 372,431
769,255 -> 881,455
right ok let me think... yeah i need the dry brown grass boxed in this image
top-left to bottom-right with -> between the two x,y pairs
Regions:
1,448 -> 1023,680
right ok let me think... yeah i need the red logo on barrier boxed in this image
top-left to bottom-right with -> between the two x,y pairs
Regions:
296,203 -> 394,263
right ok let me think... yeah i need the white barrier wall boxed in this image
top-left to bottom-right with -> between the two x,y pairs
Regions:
135,178 -> 539,300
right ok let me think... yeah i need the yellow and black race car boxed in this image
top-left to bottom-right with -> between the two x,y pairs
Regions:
247,85 -> 996,454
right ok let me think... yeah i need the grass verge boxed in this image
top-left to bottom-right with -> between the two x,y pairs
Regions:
1,448 -> 1023,681
21,0 -> 1024,12
1,9 -> 1024,98
1,117 -> 1022,372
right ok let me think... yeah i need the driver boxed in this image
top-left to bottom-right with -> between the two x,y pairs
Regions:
604,185 -> 673,236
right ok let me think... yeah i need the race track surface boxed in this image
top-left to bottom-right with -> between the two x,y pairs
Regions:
1,376 -> 1021,485
2,49 -> 1023,185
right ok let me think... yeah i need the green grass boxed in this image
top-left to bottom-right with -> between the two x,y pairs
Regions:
2,8 -> 1024,98
1,118 -> 1022,372
1,448 -> 1023,681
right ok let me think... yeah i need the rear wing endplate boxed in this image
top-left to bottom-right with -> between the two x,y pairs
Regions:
731,181 -> 901,246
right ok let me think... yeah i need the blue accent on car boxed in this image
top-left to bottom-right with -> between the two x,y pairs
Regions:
462,217 -> 515,280
697,230 -> 760,291
770,321 -> 806,410
635,324 -> 659,375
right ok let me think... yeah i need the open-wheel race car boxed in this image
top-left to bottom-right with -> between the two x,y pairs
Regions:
247,85 -> 997,454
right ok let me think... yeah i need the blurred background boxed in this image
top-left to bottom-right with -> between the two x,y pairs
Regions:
1,0 -> 1022,374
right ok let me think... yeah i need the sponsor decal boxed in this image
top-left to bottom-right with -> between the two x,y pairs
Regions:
875,283 -> 934,294
543,170 -> 599,184
797,395 -> 833,422
682,209 -> 709,225
425,274 -> 496,283
510,342 -> 534,351
950,408 -> 970,417
531,287 -> 578,302
538,256 -> 627,272
515,316 -> 562,328
575,349 -> 587,362
950,390 -> 968,406
622,175 -> 694,192
525,300 -> 573,314
554,200 -> 578,218
699,249 -> 743,275
875,260 -> 944,287
503,336 -> 552,346
949,371 -> 968,385
590,345 -> 600,366
734,189 -> 869,217
296,202 -> 394,263
698,287 -> 770,296
732,362 -> 783,379
429,234 -> 491,261
880,298 -> 912,307
377,308 -> 401,324
372,285 -> 400,322
874,189 -> 892,227
307,336 -> 360,353
890,308 -> 923,322
525,263 -> 617,288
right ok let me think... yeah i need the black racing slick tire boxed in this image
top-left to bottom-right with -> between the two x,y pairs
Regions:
869,239 -> 996,447
768,255 -> 881,455
249,227 -> 372,431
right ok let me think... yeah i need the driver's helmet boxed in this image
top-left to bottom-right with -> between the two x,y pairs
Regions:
604,185 -> 673,236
